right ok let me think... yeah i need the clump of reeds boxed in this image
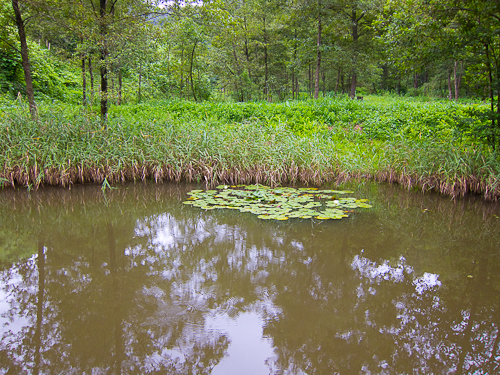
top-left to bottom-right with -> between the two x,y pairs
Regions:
1,98 -> 499,201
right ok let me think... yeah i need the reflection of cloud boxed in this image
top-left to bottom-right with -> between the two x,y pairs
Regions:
351,255 -> 413,283
351,255 -> 448,373
205,312 -> 277,375
135,214 -> 212,250
413,273 -> 442,295
351,255 -> 441,295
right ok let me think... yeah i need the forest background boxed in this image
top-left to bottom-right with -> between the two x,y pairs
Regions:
1,0 -> 500,200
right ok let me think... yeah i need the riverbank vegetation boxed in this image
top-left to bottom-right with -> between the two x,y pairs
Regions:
0,0 -> 499,200
1,96 -> 499,200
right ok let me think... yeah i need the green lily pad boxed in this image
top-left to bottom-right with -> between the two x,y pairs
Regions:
183,184 -> 371,221
343,203 -> 359,209
357,203 -> 373,208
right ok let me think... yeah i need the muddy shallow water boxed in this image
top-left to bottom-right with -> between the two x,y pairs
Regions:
0,181 -> 499,374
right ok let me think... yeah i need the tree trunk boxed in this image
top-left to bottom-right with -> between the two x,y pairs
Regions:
180,48 -> 184,98
118,70 -> 122,105
349,10 -> 363,98
99,0 -> 109,121
89,57 -> 94,104
232,43 -> 243,101
308,64 -> 312,98
82,57 -> 87,106
314,3 -> 322,100
167,45 -> 172,98
447,68 -> 453,101
382,65 -> 388,91
350,74 -> 357,98
243,17 -> 253,85
263,17 -> 269,101
485,44 -> 495,149
138,61 -> 142,103
454,60 -> 462,101
335,67 -> 340,94
189,40 -> 198,102
243,22 -> 252,101
110,75 -> 114,105
12,0 -> 37,119
292,29 -> 297,100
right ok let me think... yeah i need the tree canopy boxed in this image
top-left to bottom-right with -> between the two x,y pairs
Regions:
0,0 -> 499,136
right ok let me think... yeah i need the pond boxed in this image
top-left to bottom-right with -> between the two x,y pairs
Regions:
0,181 -> 499,374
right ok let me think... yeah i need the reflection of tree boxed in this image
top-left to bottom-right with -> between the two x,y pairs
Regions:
34,240 -> 45,375
0,184 -> 230,374
0,181 -> 499,373
0,239 -> 53,374
261,183 -> 500,374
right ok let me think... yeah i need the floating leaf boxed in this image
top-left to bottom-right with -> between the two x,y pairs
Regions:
183,184 -> 372,221
187,190 -> 204,195
357,203 -> 373,208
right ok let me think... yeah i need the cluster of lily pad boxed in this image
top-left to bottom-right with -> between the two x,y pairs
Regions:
183,184 -> 372,220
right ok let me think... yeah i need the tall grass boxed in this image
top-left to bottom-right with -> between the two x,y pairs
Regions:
1,96 -> 499,200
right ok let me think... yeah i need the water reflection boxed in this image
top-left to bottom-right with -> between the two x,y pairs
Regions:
0,182 -> 499,374
206,312 -> 277,375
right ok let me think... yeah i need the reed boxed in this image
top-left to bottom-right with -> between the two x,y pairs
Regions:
1,97 -> 499,200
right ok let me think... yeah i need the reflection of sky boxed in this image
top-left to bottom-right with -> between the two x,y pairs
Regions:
351,254 -> 451,372
135,213 -> 212,249
0,258 -> 33,357
351,255 -> 441,294
205,312 -> 277,375
133,211 -> 284,374
130,211 -> 492,374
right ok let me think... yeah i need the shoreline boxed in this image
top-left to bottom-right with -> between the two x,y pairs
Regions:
1,163 -> 498,201
1,98 -> 499,201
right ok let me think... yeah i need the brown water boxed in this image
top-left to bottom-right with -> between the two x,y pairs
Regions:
0,181 -> 499,374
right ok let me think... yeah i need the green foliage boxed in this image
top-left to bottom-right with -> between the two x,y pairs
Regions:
28,42 -> 80,102
0,39 -> 80,102
0,0 -> 22,94
183,184 -> 371,220
0,49 -> 22,93
1,97 -> 499,200
109,96 -> 491,146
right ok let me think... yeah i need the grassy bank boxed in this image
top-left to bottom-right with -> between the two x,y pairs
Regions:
1,96 -> 499,200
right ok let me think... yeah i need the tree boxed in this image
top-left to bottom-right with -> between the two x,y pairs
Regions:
332,0 -> 381,98
71,0 -> 157,119
378,0 -> 500,148
11,0 -> 37,119
454,0 -> 500,149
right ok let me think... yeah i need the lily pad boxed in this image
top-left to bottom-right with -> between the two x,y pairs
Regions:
183,184 -> 372,221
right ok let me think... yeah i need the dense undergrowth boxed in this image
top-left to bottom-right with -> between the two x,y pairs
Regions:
1,96 -> 499,200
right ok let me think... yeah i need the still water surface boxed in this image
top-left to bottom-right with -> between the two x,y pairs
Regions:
0,182 -> 499,374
